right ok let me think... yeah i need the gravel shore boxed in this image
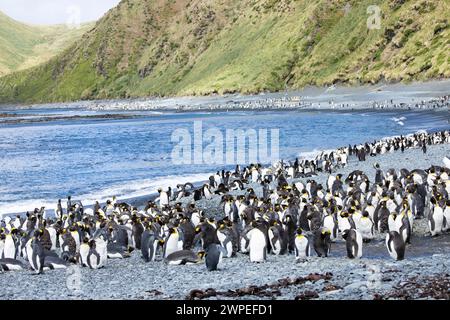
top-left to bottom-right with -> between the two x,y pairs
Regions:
1,142 -> 449,300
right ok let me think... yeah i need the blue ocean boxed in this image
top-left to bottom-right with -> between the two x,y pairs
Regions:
0,106 -> 449,215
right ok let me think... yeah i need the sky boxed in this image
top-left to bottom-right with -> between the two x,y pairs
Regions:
0,0 -> 121,25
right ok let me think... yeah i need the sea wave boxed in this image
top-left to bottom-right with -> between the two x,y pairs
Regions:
0,172 -> 210,216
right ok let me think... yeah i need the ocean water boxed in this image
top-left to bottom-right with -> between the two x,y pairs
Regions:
0,108 -> 449,215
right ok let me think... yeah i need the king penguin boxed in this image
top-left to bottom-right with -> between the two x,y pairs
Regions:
247,222 -> 267,263
27,229 -> 45,274
141,227 -> 163,262
163,227 -> 184,258
313,228 -> 331,258
87,239 -> 104,269
205,243 -> 223,271
386,231 -> 405,261
342,229 -> 363,259
429,197 -> 444,236
294,228 -> 310,261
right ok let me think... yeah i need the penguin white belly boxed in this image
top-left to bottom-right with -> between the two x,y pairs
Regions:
388,216 -> 398,232
48,263 -> 67,269
251,171 -> 259,183
79,244 -> 90,266
107,252 -> 124,259
352,213 -> 362,227
224,203 -> 232,219
160,193 -> 169,206
327,176 -> 335,191
248,230 -> 266,263
387,201 -> 397,213
47,227 -> 57,251
338,218 -> 351,233
294,236 -> 309,259
224,240 -> 233,258
354,231 -> 363,258
365,206 -> 375,220
89,253 -> 101,269
429,207 -> 444,236
217,231 -> 227,247
3,236 -> 16,259
358,218 -> 374,240
191,213 -> 201,227
386,237 -> 397,260
4,263 -> 23,271
164,236 -> 179,258
386,233 -> 397,260
95,239 -> 108,266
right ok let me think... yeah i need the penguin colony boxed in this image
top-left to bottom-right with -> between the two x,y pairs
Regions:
0,130 -> 449,275
91,95 -> 450,111
90,94 -> 450,112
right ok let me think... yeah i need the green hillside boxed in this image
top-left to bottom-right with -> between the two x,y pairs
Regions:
0,0 -> 448,104
0,11 -> 93,76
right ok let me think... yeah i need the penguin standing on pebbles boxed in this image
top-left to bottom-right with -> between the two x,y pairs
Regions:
342,229 -> 362,259
247,222 -> 267,263
27,229 -> 45,274
313,228 -> 331,258
357,211 -> 374,242
386,231 -> 405,261
79,237 -> 90,267
205,243 -> 223,271
141,228 -> 163,262
87,239 -> 104,269
2,229 -> 18,259
294,228 -> 310,260
429,197 -> 444,236
163,227 -> 184,258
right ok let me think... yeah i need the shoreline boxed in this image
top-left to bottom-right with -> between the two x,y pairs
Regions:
1,79 -> 449,112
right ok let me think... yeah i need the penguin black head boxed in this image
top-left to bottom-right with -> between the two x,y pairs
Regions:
340,211 -> 349,218
296,228 -> 303,235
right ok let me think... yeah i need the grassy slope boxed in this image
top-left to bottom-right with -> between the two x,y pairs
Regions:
0,11 -> 93,76
0,0 -> 449,104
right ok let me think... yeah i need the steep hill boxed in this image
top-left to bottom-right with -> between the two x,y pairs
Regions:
0,0 -> 448,104
0,11 -> 93,76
